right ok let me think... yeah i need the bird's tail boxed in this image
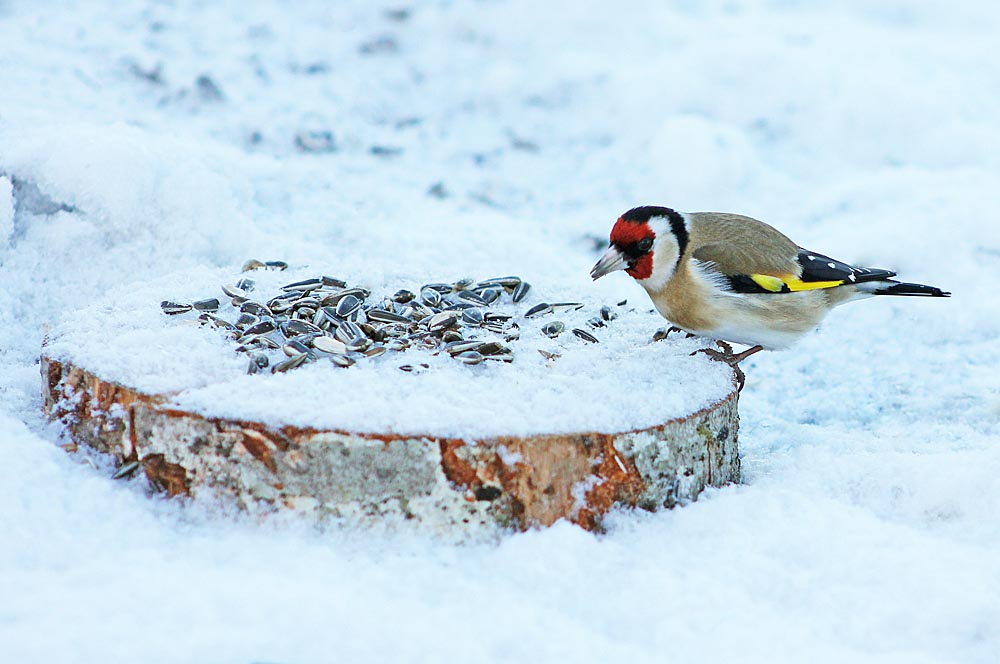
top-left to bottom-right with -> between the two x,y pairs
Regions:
858,280 -> 950,297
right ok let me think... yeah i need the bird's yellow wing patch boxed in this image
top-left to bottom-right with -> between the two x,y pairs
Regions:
748,274 -> 786,292
749,274 -> 845,292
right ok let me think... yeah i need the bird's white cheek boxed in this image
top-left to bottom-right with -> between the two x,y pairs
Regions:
638,250 -> 676,292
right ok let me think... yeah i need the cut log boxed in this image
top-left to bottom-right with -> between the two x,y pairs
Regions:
42,355 -> 740,533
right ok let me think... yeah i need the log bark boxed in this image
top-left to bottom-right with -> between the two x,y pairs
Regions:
42,355 -> 741,533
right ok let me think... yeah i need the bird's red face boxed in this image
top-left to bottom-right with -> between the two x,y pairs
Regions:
609,217 -> 656,280
590,216 -> 656,281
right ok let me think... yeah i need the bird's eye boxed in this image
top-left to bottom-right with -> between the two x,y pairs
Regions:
637,238 -> 653,252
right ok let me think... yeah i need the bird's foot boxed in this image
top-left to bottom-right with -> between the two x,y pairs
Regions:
668,326 -> 697,339
653,326 -> 697,342
691,343 -> 763,393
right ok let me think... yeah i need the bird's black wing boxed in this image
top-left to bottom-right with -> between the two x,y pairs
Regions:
721,250 -> 896,294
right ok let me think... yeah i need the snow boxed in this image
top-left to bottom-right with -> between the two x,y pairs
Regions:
2,1 -> 999,662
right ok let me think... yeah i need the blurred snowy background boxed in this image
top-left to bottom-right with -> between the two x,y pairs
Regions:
1,1 -> 999,662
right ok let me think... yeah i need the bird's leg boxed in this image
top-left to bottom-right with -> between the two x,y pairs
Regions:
667,326 -> 697,339
729,344 -> 764,364
691,343 -> 763,393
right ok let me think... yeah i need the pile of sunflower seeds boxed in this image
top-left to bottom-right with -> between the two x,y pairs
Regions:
161,259 -> 617,375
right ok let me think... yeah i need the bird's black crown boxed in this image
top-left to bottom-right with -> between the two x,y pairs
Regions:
621,206 -> 679,223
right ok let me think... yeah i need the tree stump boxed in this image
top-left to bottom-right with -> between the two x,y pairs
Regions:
41,355 -> 740,533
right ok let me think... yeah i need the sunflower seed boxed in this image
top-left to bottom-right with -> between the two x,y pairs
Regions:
453,277 -> 476,291
265,260 -> 289,271
237,334 -> 280,350
295,306 -> 317,321
524,302 -> 552,318
242,259 -> 267,272
572,328 -> 599,343
222,284 -> 247,299
346,335 -> 372,352
199,313 -> 236,330
428,311 -> 458,332
420,287 -> 442,307
456,350 -> 484,365
461,307 -> 485,325
386,338 -> 410,351
243,319 -> 277,336
330,353 -> 355,368
538,349 -> 561,361
161,301 -> 192,315
423,282 -> 452,294
359,322 -> 383,341
392,289 -> 416,304
268,298 -> 291,314
281,319 -> 321,337
322,275 -> 348,288
193,298 -> 221,312
476,341 -> 506,356
247,353 -> 270,374
551,302 -> 584,312
379,323 -> 410,339
364,345 -> 387,358
349,308 -> 368,325
236,278 -> 255,292
487,348 -> 514,362
541,321 -> 565,338
312,336 -> 347,354
445,340 -> 483,355
481,276 -> 522,290
335,294 -> 362,317
442,298 -> 474,312
283,339 -> 312,356
367,308 -> 411,324
512,281 -> 531,302
600,305 -> 616,321
272,353 -> 308,373
479,288 -> 501,304
587,317 -> 605,328
235,313 -> 259,328
111,460 -> 141,480
291,296 -> 321,310
240,301 -> 272,317
457,290 -> 487,305
652,328 -> 669,342
335,320 -> 364,343
321,288 -> 369,306
283,278 -> 323,293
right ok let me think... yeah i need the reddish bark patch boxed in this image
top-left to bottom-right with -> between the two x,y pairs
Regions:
439,439 -> 478,488
141,453 -> 190,496
238,430 -> 278,473
576,437 -> 646,530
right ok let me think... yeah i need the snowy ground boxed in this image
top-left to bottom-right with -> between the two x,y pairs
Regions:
2,1 -> 999,662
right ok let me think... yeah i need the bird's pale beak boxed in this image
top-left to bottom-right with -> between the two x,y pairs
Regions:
590,245 -> 627,280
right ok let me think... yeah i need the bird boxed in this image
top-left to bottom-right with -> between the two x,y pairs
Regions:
590,205 -> 949,365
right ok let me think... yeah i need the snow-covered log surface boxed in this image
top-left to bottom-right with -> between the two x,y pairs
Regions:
2,1 -> 1000,662
41,264 -> 734,437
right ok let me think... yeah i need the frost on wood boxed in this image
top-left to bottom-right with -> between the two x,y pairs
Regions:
42,355 -> 741,533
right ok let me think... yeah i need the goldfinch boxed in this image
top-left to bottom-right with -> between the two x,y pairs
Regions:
591,206 -> 949,363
